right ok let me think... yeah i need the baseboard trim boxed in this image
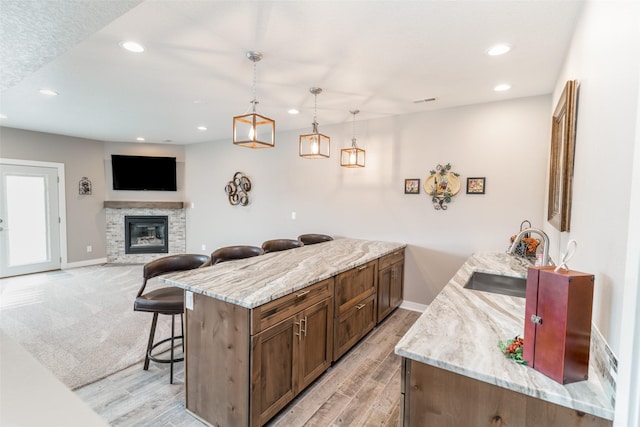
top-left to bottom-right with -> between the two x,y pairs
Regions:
400,301 -> 428,312
63,258 -> 107,269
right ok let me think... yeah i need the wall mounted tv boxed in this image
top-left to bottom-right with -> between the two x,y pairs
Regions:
111,154 -> 177,191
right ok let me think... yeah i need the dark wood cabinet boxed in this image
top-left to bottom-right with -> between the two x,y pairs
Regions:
250,297 -> 332,426
333,260 -> 377,361
401,359 -> 612,427
377,249 -> 404,323
184,251 -> 403,426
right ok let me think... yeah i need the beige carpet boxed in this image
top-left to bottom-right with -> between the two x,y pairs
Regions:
0,264 -> 175,390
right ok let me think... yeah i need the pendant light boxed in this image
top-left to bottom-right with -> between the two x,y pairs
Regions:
340,109 -> 365,167
299,87 -> 330,159
233,51 -> 275,148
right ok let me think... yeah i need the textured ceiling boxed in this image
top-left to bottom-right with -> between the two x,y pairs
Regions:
0,0 -> 584,144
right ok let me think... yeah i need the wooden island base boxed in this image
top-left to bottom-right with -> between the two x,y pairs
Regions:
179,245 -> 405,427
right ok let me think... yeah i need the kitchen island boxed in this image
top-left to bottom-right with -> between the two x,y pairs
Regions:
160,238 -> 405,426
395,252 -> 615,426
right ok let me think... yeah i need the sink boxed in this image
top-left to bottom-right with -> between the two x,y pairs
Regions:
464,272 -> 526,298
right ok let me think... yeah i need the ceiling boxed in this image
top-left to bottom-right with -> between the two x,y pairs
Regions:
0,0 -> 584,145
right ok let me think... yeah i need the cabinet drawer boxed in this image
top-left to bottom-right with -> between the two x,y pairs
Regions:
335,260 -> 377,315
251,277 -> 333,335
379,249 -> 404,271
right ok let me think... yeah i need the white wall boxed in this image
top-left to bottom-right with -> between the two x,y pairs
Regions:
184,95 -> 550,306
546,2 -> 640,424
544,0 -> 640,356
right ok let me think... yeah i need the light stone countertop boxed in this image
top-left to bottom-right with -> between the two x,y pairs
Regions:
394,252 -> 615,420
159,238 -> 405,309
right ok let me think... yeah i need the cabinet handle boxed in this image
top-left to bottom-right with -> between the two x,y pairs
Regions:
358,265 -> 368,271
294,317 -> 307,341
356,303 -> 366,310
296,290 -> 310,298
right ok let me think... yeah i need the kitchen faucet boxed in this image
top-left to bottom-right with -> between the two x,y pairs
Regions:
508,228 -> 552,266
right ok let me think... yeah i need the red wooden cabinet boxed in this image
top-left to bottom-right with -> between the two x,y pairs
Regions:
524,266 -> 594,384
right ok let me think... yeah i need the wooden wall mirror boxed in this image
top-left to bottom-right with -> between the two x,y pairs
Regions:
548,80 -> 578,232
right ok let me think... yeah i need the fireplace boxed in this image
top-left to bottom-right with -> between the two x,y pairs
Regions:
125,216 -> 169,254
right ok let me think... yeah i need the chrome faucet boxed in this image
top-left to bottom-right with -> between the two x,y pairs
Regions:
508,228 -> 552,266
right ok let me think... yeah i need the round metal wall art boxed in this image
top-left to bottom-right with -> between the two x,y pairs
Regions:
225,172 -> 251,206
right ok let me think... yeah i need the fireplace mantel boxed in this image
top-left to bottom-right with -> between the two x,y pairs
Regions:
104,201 -> 186,209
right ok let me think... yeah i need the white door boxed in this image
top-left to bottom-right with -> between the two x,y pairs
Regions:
0,163 -> 61,277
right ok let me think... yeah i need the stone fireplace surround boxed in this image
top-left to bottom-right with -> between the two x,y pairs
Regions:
105,201 -> 186,264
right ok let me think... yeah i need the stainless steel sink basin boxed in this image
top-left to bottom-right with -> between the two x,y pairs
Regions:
463,272 -> 526,298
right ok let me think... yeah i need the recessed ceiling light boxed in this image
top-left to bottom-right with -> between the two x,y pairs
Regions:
288,108 -> 300,115
487,44 -> 511,56
119,41 -> 145,53
39,88 -> 58,96
0,113 -> 7,119
494,83 -> 511,92
136,137 -> 145,142
197,126 -> 207,131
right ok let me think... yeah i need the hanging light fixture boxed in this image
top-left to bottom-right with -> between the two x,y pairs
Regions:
233,51 -> 275,148
340,109 -> 365,167
299,87 -> 330,159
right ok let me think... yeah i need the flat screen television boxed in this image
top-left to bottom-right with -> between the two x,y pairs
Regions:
111,154 -> 177,191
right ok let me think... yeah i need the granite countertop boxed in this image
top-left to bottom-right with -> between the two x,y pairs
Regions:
159,238 -> 405,309
394,252 -> 614,420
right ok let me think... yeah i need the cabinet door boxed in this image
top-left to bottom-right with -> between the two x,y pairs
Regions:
298,298 -> 333,390
378,260 -> 404,323
377,265 -> 393,322
251,318 -> 297,426
333,293 -> 376,360
389,262 -> 404,310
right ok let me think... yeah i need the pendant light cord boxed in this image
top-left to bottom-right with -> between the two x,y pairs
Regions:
251,60 -> 258,113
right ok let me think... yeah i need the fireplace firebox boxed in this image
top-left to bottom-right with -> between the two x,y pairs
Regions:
125,216 -> 169,254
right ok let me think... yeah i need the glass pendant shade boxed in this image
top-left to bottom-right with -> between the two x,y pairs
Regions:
340,143 -> 366,167
233,112 -> 275,148
233,51 -> 275,149
299,123 -> 330,158
341,109 -> 365,167
299,87 -> 330,159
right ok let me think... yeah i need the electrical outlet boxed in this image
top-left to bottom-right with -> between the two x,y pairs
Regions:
86,245 -> 92,253
291,211 -> 296,220
201,244 -> 206,251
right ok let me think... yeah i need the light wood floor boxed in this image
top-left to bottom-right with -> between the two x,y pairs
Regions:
75,308 -> 421,427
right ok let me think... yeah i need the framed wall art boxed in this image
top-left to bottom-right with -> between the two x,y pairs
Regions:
548,80 -> 578,232
466,177 -> 485,194
404,178 -> 420,194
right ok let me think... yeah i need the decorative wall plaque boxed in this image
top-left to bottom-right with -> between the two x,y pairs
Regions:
79,177 -> 92,195
425,163 -> 460,210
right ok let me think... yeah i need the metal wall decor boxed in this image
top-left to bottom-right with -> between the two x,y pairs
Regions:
79,177 -> 92,195
425,163 -> 460,210
225,172 -> 252,206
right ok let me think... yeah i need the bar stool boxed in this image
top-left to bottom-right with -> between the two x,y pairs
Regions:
210,245 -> 264,265
261,238 -> 304,254
298,234 -> 333,245
134,253 -> 210,383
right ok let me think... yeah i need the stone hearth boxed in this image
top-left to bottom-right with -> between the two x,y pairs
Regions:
105,201 -> 186,263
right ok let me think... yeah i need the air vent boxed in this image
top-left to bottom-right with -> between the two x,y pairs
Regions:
413,97 -> 437,104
